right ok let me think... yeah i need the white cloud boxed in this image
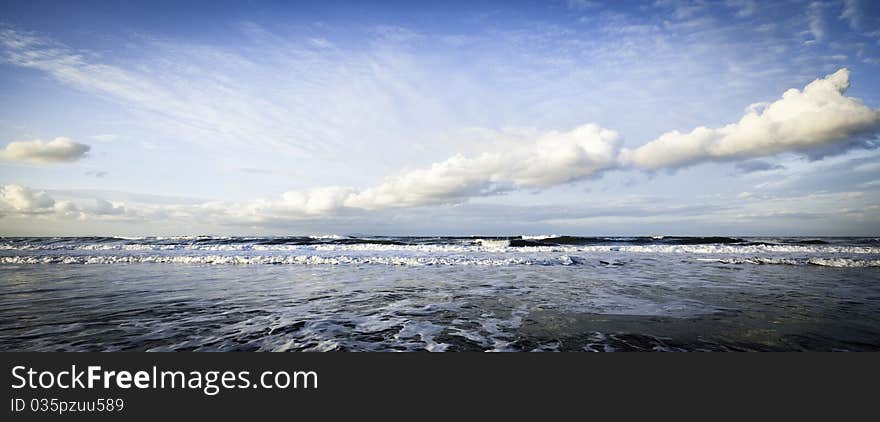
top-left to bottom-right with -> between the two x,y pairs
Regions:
726,0 -> 758,18
2,125 -> 616,225
654,0 -> 708,20
808,1 -> 827,42
52,200 -> 82,219
343,124 -> 620,210
619,68 -> 880,170
567,0 -> 601,11
222,124 -> 622,217
3,69 -> 877,225
0,137 -> 90,164
0,184 -> 88,220
90,199 -> 127,216
0,27 -> 424,162
840,0 -> 863,30
0,184 -> 56,214
0,185 -> 137,220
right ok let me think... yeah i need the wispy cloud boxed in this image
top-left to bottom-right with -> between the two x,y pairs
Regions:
2,68 -> 878,226
566,0 -> 601,11
2,8 -> 879,236
840,0 -> 863,30
806,1 -> 828,43
654,0 -> 709,20
0,27 -> 457,164
726,0 -> 758,18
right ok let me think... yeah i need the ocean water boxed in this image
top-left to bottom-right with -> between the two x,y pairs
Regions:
1,235 -> 879,352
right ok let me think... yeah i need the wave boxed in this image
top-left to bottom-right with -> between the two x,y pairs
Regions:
482,236 -> 748,247
696,257 -> 880,268
5,235 -> 867,249
2,252 -> 877,267
519,234 -> 559,240
3,242 -> 878,255
0,254 -> 589,267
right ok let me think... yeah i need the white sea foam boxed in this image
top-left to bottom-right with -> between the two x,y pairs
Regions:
473,239 -> 511,249
696,257 -> 880,267
4,242 -> 878,255
0,254 -> 583,266
520,234 -> 558,240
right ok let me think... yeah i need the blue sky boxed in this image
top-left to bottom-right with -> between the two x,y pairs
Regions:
1,0 -> 879,236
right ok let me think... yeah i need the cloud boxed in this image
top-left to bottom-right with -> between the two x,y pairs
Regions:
619,68 -> 880,170
566,0 -> 601,11
0,55 -> 876,230
225,124 -> 622,217
0,184 -> 56,214
0,185 -> 138,220
89,199 -> 126,216
38,124 -> 617,225
654,0 -> 708,20
726,0 -> 758,18
807,1 -> 827,42
343,124 -> 620,210
734,160 -> 786,173
840,0 -> 863,30
0,184 -> 86,220
0,26 -> 493,168
84,170 -> 108,178
0,137 -> 90,164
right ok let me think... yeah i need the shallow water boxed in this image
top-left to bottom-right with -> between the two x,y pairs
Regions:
1,236 -> 879,351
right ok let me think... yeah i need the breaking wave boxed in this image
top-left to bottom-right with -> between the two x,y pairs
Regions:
1,236 -> 877,268
0,254 -> 589,266
696,257 -> 880,268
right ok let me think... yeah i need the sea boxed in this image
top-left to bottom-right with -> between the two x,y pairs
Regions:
1,235 -> 879,352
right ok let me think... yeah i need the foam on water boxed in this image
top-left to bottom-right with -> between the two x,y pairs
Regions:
697,257 -> 880,267
2,237 -> 879,351
2,235 -> 879,268
2,241 -> 879,255
0,254 -> 584,266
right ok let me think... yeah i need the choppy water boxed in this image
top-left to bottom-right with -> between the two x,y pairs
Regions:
1,235 -> 879,351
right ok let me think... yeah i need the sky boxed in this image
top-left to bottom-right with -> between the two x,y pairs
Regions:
1,0 -> 880,236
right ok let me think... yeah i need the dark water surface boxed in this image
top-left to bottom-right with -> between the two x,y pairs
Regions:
1,236 -> 879,351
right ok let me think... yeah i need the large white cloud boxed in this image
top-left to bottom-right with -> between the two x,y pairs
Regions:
343,124 -> 620,210
179,124 -> 621,220
619,68 -> 880,170
0,185 -> 133,220
0,184 -> 56,213
0,137 -> 90,164
0,184 -> 82,218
